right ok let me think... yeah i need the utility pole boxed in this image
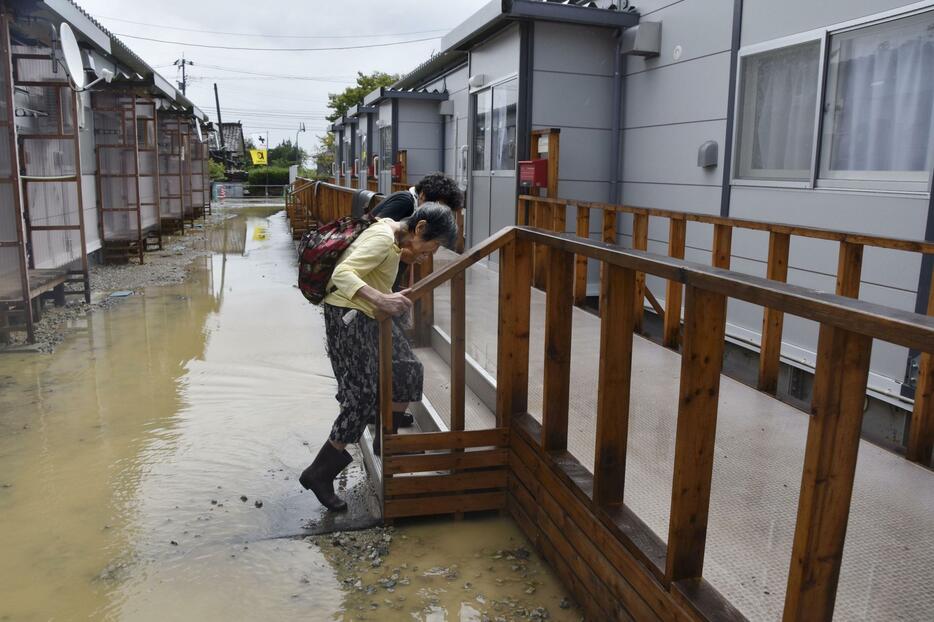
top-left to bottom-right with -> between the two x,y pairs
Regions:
174,54 -> 193,95
213,83 -> 226,172
295,122 -> 305,166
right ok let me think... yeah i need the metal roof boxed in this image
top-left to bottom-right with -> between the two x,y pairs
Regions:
395,0 -> 639,90
38,0 -> 207,120
362,87 -> 448,106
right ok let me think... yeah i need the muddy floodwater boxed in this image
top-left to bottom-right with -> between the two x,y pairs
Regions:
0,207 -> 579,621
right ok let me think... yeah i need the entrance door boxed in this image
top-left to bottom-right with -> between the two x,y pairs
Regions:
469,78 -> 518,260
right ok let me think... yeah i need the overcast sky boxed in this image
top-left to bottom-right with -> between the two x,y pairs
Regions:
77,0 -> 490,153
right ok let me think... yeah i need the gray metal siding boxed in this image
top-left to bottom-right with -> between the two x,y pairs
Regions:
468,24 -> 520,79
741,0 -> 928,46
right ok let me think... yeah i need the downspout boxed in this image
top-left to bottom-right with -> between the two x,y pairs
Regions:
719,0 -> 744,217
904,173 -> 934,398
517,19 -> 534,204
609,31 -> 624,205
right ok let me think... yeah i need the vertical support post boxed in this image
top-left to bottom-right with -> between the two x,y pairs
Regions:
908,271 -> 934,464
131,99 -> 144,264
71,90 -> 91,303
712,223 -> 732,269
663,218 -> 687,348
835,240 -> 863,298
1,9 -> 34,341
533,200 -> 552,290
631,213 -> 648,332
594,263 -> 636,506
600,209 -> 618,315
496,236 -> 533,427
573,204 -> 590,306
783,324 -> 872,621
379,318 -> 394,444
412,254 -> 434,347
666,285 -> 727,582
758,231 -> 791,393
450,271 -> 466,433
541,246 -> 574,451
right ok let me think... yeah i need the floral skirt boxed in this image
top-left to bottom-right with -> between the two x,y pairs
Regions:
322,304 -> 423,444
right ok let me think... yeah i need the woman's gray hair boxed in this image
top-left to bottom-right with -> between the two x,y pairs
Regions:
403,202 -> 457,249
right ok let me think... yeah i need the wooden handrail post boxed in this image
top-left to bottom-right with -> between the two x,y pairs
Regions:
594,262 -> 636,506
379,318 -> 394,459
908,271 -> 934,464
412,255 -> 435,347
533,199 -> 547,290
666,285 -> 727,582
600,210 -> 618,315
758,231 -> 790,393
541,246 -> 575,451
632,213 -> 648,332
496,237 -> 533,427
450,272 -> 466,432
712,223 -> 732,269
573,204 -> 590,306
663,218 -> 687,348
835,241 -> 864,298
783,323 -> 872,621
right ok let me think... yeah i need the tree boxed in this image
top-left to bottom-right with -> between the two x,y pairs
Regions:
325,71 -> 399,122
267,138 -> 308,168
313,132 -> 335,176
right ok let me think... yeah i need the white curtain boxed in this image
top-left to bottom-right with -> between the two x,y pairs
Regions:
748,42 -> 820,175
826,14 -> 934,173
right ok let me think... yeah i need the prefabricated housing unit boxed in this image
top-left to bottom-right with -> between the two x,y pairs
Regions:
374,0 -> 934,448
0,0 -> 210,342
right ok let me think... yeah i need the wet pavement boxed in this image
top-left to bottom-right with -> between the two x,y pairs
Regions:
0,206 -> 578,621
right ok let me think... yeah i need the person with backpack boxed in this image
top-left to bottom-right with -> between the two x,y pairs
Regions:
370,171 -> 463,222
299,203 -> 458,512
367,172 -> 464,430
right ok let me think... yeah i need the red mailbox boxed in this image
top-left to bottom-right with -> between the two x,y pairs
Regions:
519,158 -> 548,189
352,160 -> 358,177
391,162 -> 403,181
367,163 -> 375,177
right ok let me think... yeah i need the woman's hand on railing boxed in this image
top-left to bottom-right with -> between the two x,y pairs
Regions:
376,289 -> 413,317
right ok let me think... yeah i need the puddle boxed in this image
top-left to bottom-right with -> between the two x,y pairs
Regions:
0,207 -> 576,621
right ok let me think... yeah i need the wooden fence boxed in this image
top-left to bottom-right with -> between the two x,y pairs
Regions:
285,178 -> 383,239
518,194 -> 934,466
378,225 -> 934,621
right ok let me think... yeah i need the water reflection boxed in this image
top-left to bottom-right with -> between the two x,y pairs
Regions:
0,209 -> 576,621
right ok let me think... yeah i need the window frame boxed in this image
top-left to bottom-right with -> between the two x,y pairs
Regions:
731,1 -> 934,194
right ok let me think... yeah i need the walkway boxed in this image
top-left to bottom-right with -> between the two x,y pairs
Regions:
417,249 -> 934,622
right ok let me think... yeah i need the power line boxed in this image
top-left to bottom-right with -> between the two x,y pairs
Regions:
114,33 -> 442,51
195,63 -> 355,84
95,14 -> 448,39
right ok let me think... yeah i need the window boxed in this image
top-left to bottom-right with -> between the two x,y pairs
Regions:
735,9 -> 934,191
473,90 -> 491,170
736,41 -> 821,181
491,79 -> 518,171
379,125 -> 392,170
819,12 -> 934,184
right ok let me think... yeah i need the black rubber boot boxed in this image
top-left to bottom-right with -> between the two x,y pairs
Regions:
300,442 -> 353,512
370,411 -> 415,429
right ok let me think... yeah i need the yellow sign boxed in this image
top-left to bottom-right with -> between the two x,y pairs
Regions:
252,225 -> 268,241
249,149 -> 268,165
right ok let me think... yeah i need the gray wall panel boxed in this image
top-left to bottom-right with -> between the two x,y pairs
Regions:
623,120 -> 726,186
533,22 -> 616,76
537,126 -> 613,183
741,0 -> 927,46
469,24 -> 520,81
531,71 -> 614,129
620,181 -> 722,215
626,0 -> 734,75
397,121 -> 442,150
623,51 -> 731,128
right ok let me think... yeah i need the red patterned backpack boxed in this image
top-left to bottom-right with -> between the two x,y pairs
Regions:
297,215 -> 375,304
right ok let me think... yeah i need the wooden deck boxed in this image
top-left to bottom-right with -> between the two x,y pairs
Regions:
0,268 -> 67,302
366,227 -> 934,622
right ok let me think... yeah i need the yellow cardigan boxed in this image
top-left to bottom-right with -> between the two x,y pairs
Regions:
323,219 -> 401,318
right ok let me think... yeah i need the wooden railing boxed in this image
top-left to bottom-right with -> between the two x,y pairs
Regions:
367,177 -> 378,192
378,225 -> 934,621
286,178 -> 383,239
519,194 -> 934,466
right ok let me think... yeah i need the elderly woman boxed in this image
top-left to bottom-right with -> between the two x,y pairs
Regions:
300,203 -> 457,512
